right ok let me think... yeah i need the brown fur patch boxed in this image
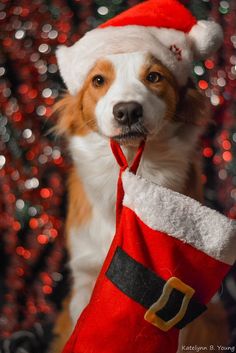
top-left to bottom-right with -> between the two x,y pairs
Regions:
54,59 -> 115,136
184,159 -> 204,202
49,296 -> 73,353
140,55 -> 179,120
81,59 -> 115,129
66,168 -> 92,247
54,93 -> 91,136
49,172 -> 92,352
176,85 -> 209,126
140,54 -> 208,126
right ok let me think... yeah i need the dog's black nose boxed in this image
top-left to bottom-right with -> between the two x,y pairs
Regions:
113,102 -> 143,126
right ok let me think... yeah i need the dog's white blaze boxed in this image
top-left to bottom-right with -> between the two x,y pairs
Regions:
95,52 -> 166,137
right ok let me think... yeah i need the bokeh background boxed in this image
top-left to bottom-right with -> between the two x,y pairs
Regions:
0,0 -> 236,352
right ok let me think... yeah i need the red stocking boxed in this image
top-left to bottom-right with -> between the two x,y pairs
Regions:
62,140 -> 235,353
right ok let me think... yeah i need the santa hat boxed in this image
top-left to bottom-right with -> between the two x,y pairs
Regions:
56,0 -> 223,95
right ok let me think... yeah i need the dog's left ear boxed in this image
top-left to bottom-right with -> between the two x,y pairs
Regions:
53,93 -> 84,136
176,81 -> 210,126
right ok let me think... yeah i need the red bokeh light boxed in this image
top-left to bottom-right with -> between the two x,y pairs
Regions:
223,151 -> 232,162
37,234 -> 49,245
198,80 -> 208,90
203,147 -> 213,158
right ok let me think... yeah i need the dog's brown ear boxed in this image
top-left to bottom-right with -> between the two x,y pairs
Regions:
176,82 -> 210,126
53,93 -> 81,136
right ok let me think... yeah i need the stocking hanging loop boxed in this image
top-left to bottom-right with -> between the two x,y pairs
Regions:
110,139 -> 145,174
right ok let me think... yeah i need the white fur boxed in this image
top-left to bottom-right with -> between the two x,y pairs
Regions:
69,133 -> 118,220
69,217 -> 114,323
138,122 -> 201,191
96,52 -> 166,138
122,170 -> 236,265
68,133 -> 117,323
56,21 -> 222,95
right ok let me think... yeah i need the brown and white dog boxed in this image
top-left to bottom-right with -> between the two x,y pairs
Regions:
50,51 -> 229,352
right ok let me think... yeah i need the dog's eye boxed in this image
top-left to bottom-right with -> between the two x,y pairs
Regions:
92,75 -> 105,87
146,72 -> 163,83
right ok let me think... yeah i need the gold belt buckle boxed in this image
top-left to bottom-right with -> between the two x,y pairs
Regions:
144,277 -> 195,332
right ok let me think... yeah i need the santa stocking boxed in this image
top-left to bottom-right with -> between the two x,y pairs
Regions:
62,140 -> 235,353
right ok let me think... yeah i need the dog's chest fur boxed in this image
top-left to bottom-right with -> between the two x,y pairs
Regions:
67,123 -> 200,323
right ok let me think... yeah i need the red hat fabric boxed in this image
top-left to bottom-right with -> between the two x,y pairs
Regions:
56,0 -> 223,95
61,141 -> 236,353
99,0 -> 197,32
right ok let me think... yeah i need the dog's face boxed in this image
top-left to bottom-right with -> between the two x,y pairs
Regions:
80,52 -> 178,145
88,52 -> 178,144
56,51 -> 204,144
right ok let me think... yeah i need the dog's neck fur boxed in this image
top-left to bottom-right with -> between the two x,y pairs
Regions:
68,120 -> 201,323
70,120 -> 200,208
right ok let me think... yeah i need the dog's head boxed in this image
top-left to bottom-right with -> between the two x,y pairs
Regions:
55,51 -> 206,145
54,1 -> 223,145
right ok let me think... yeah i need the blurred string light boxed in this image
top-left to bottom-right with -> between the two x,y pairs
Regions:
0,0 -> 77,343
97,6 -> 109,15
191,0 -> 236,219
219,0 -> 230,14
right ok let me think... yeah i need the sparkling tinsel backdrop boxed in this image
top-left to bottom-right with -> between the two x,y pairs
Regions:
0,0 -> 235,352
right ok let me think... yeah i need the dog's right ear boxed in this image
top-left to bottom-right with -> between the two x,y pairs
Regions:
176,80 -> 210,126
53,94 -> 80,136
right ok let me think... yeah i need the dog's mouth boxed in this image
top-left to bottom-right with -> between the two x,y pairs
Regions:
112,126 -> 148,145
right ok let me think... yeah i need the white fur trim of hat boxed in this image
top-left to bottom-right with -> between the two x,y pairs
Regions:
56,0 -> 223,95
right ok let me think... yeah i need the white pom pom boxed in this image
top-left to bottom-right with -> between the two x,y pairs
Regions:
189,20 -> 223,60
